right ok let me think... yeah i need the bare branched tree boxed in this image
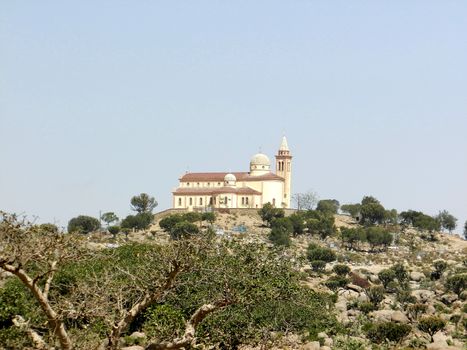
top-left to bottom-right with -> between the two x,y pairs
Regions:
291,190 -> 319,211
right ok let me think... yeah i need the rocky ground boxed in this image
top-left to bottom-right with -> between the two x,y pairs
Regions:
94,212 -> 466,350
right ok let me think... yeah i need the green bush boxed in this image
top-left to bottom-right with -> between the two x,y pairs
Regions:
406,303 -> 427,321
306,243 -> 336,263
121,212 -> 153,230
311,260 -> 326,272
142,304 -> 185,340
390,263 -> 408,283
358,301 -> 376,314
418,316 -> 446,342
258,203 -> 284,226
367,322 -> 411,344
108,225 -> 120,235
332,264 -> 351,277
378,269 -> 396,289
324,276 -> 349,291
67,215 -> 100,234
269,226 -> 291,247
365,286 -> 385,307
445,274 -> 467,296
170,221 -> 199,240
431,260 -> 448,280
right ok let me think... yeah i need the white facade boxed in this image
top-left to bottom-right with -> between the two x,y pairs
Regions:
172,137 -> 293,210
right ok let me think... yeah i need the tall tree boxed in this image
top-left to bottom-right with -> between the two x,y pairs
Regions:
436,210 -> 457,233
130,193 -> 158,213
291,190 -> 319,211
101,212 -> 119,227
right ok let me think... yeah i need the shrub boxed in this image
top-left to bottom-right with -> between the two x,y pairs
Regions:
324,276 -> 349,291
108,226 -> 120,236
159,214 -> 183,232
366,227 -> 392,251
340,227 -> 366,250
67,215 -> 100,234
201,212 -> 216,224
311,260 -> 326,272
269,226 -> 291,247
288,213 -> 305,236
121,212 -> 153,231
316,199 -> 340,215
367,321 -> 411,344
431,260 -> 448,280
378,269 -> 396,289
170,221 -> 199,240
445,274 -> 466,296
358,301 -> 377,314
390,263 -> 408,283
306,244 -> 336,263
333,264 -> 351,277
406,303 -> 427,321
418,316 -> 446,342
306,211 -> 337,239
258,203 -> 284,226
365,286 -> 385,307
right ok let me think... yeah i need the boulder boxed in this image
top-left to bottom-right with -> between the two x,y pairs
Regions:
412,289 -> 435,302
346,283 -> 363,293
410,271 -> 425,282
390,310 -> 410,324
441,293 -> 458,305
129,332 -> 146,339
302,341 -> 320,350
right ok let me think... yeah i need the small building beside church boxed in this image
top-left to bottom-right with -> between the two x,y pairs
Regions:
172,137 -> 293,210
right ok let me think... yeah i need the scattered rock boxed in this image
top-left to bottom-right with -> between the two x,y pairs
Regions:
302,341 -> 320,350
346,283 -> 363,293
390,310 -> 409,324
412,289 -> 435,302
441,293 -> 458,305
410,271 -> 425,282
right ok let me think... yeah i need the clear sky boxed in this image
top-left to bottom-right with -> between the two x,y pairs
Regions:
1,1 -> 466,233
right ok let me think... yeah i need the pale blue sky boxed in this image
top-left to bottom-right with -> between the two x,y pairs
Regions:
1,1 -> 466,233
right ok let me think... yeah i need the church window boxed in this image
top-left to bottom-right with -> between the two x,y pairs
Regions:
241,197 -> 245,205
209,197 -> 213,205
272,198 -> 276,206
207,182 -> 210,186
189,198 -> 193,206
224,196 -> 228,204
197,182 -> 200,187
178,198 -> 182,206
187,183 -> 190,187
246,197 -> 249,205
199,198 -> 203,205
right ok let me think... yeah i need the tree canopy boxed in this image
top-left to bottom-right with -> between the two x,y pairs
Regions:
130,193 -> 158,213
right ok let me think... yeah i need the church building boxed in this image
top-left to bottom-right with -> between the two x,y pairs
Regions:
172,137 -> 292,210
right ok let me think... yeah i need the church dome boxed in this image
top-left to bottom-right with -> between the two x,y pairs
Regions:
250,153 -> 270,167
224,173 -> 236,182
224,173 -> 236,187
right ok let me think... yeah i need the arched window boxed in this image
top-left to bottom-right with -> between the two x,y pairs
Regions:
199,198 -> 203,205
189,198 -> 193,206
178,198 -> 182,206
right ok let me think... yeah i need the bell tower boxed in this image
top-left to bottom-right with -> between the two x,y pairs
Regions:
275,136 -> 292,208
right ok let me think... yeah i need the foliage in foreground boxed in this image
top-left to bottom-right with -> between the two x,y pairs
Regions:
0,213 -> 339,349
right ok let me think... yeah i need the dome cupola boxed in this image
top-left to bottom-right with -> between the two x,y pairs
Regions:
224,173 -> 237,187
249,153 -> 271,175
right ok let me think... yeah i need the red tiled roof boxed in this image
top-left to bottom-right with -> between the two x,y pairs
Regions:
179,172 -> 284,182
173,186 -> 262,196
